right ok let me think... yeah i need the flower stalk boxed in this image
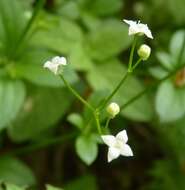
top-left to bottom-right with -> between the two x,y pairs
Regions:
60,75 -> 95,113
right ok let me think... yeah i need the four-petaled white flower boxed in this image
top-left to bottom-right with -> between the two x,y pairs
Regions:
44,56 -> 67,75
101,130 -> 133,162
123,19 -> 153,39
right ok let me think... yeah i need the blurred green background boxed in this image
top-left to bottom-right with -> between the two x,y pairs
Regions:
0,0 -> 185,189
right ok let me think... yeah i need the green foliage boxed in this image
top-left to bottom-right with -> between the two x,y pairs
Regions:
67,113 -> 84,130
153,30 -> 185,122
4,183 -> 26,190
0,156 -> 35,186
0,0 -> 26,56
87,19 -> 131,61
0,80 -> 25,130
75,135 -> 98,165
156,80 -> 185,122
65,174 -> 98,190
8,86 -> 74,142
46,185 -> 63,190
89,0 -> 123,16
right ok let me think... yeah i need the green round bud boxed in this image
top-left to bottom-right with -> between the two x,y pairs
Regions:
106,102 -> 120,118
137,44 -> 151,60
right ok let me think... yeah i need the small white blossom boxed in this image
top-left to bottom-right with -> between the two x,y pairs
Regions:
106,102 -> 120,118
137,44 -> 151,60
43,56 -> 67,75
123,19 -> 153,39
101,130 -> 133,162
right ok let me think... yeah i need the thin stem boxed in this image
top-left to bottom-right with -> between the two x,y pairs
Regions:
132,58 -> 142,70
97,37 -> 137,111
105,117 -> 111,129
94,111 -> 102,135
120,88 -> 148,110
60,75 -> 95,112
128,37 -> 137,72
99,71 -> 130,110
121,62 -> 185,111
3,132 -> 77,156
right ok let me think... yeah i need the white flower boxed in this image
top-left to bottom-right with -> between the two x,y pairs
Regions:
123,19 -> 153,39
43,56 -> 67,75
106,102 -> 120,118
101,130 -> 133,162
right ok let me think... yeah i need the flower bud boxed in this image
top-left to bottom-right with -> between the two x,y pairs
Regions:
106,102 -> 120,118
137,44 -> 151,60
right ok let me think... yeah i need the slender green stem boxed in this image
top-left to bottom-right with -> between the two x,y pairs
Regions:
97,37 -> 137,111
94,110 -> 102,135
121,62 -> 185,111
128,37 -> 137,72
60,75 -> 95,112
132,58 -> 142,70
99,71 -> 130,111
3,132 -> 77,156
120,88 -> 148,111
105,117 -> 111,129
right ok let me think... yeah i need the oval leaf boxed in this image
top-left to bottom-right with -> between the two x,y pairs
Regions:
0,80 -> 25,130
75,135 -> 98,165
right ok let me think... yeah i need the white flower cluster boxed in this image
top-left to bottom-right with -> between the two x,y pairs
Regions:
42,18 -> 154,163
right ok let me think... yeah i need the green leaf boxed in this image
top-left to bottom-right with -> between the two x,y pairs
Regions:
65,174 -> 98,190
0,156 -> 36,186
156,80 -> 185,122
170,30 -> 185,65
8,86 -> 74,142
156,52 -> 173,71
57,1 -> 80,20
0,80 -> 25,130
46,184 -> 63,190
4,183 -> 25,190
81,13 -> 101,31
75,135 -> 98,165
67,113 -> 84,130
0,0 -> 26,56
90,0 -> 123,16
69,43 -> 94,71
149,66 -> 168,79
31,17 -> 83,54
87,59 -> 154,121
87,19 -> 132,61
15,49 -> 78,87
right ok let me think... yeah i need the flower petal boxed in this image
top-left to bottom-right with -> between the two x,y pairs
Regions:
120,144 -> 133,157
101,135 -> 116,147
123,19 -> 137,26
144,27 -> 153,39
108,147 -> 120,162
43,61 -> 52,69
116,130 -> 128,143
59,57 -> 67,65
